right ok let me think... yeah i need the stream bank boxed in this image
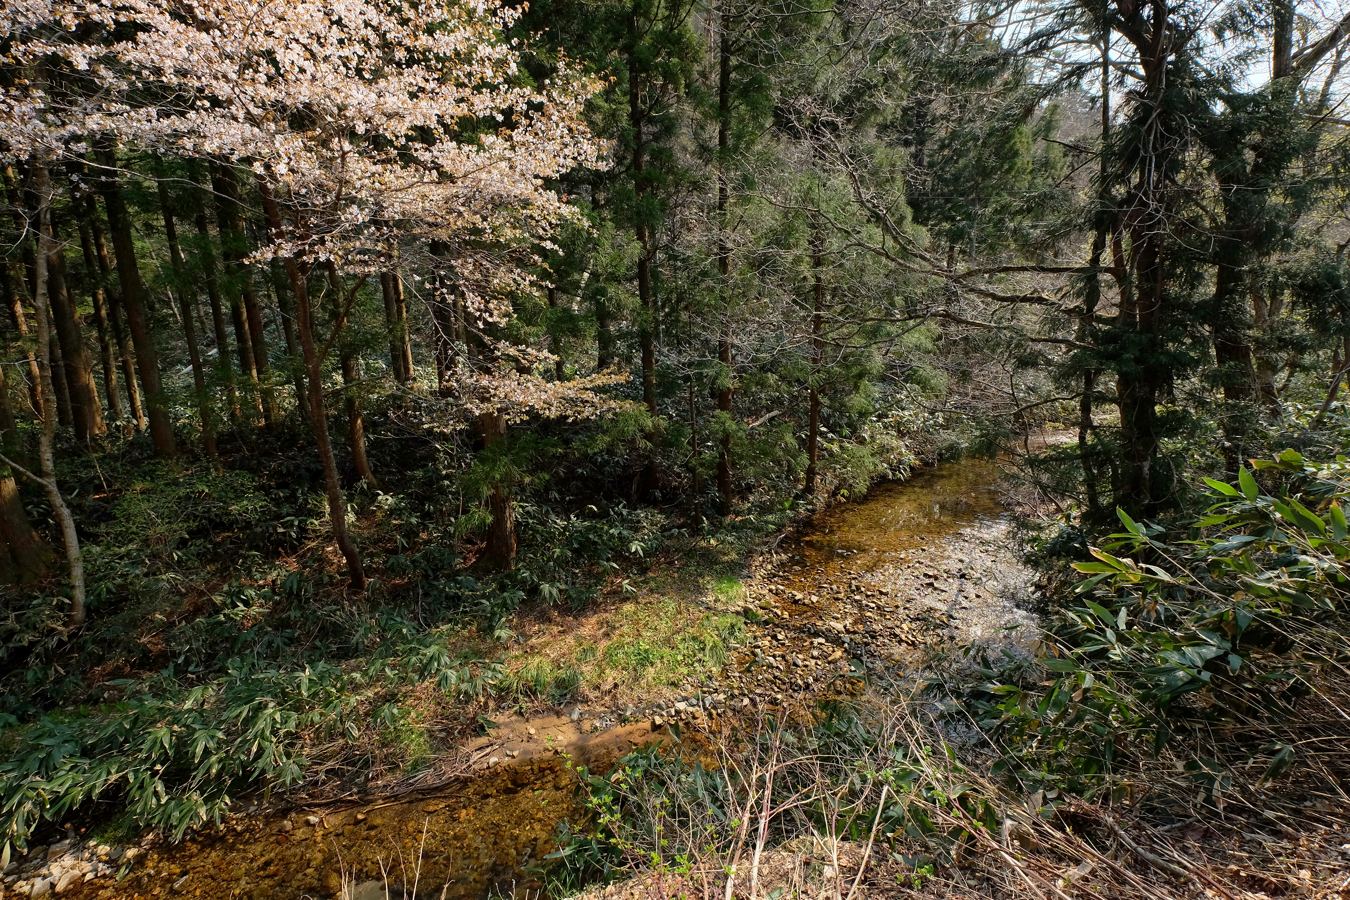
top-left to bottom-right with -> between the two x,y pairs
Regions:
3,456 -> 1037,900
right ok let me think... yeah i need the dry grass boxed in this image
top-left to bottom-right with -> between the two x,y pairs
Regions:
560,678 -> 1350,900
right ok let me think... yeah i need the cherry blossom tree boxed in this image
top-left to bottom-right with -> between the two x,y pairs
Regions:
3,0 -> 617,585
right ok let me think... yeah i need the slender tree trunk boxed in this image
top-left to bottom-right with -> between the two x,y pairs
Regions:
84,193 -> 145,428
629,12 -> 657,417
0,361 -> 49,586
1078,25 -> 1111,518
212,164 -> 277,425
1252,287 -> 1283,416
47,315 -> 72,429
1112,3 -> 1177,514
46,223 -> 105,444
327,265 -> 376,488
547,283 -> 566,381
158,175 -> 217,457
714,6 -> 734,516
77,213 -> 124,422
27,161 -> 85,627
429,256 -> 459,396
3,261 -> 43,418
596,292 -> 614,370
267,262 -> 308,418
94,144 -> 175,457
380,271 -> 409,384
260,184 -> 366,590
192,194 -> 241,427
804,220 -> 825,496
210,163 -> 267,426
479,409 -> 517,570
2,167 -> 43,416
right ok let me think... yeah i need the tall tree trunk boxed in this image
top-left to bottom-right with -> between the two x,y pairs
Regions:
429,255 -> 459,396
1078,25 -> 1111,519
77,212 -> 124,422
0,471 -> 49,586
46,221 -> 105,444
213,164 -> 277,425
47,314 -> 72,429
381,271 -> 413,385
1252,286 -> 1283,416
94,144 -> 175,458
596,292 -> 614,371
191,191 -> 241,427
210,163 -> 268,426
84,192 -> 145,428
714,6 -> 734,516
0,361 -> 50,586
629,11 -> 657,417
26,161 -> 85,627
260,184 -> 366,590
547,284 -> 566,381
804,220 -> 825,496
3,260 -> 43,418
479,409 -> 517,570
158,174 -> 217,457
1112,0 -> 1178,513
2,166 -> 43,416
267,261 -> 308,418
327,265 -> 376,488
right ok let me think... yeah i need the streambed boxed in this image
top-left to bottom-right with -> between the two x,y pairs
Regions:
8,457 -> 1034,900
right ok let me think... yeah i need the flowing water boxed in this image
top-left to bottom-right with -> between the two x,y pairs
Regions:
39,457 -> 1024,900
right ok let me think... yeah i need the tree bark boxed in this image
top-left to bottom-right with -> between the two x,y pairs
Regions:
381,271 -> 413,385
259,183 -> 366,590
2,166 -> 44,417
714,5 -> 734,516
804,220 -> 825,496
267,261 -> 309,418
479,409 -> 517,570
2,257 -> 43,419
26,161 -> 85,627
45,220 -> 105,444
83,191 -> 145,428
94,144 -> 176,457
0,361 -> 49,586
210,163 -> 268,426
327,265 -> 376,488
158,173 -> 217,457
76,211 -> 124,422
629,9 -> 658,417
547,283 -> 566,381
212,164 -> 277,425
191,188 -> 241,427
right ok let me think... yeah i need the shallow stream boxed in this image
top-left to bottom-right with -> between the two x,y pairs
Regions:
39,457 -> 1024,900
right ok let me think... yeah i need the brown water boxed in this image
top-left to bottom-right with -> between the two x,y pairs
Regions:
785,458 -> 1004,576
52,458 -> 1009,900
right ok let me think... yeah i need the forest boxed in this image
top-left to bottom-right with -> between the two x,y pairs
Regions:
1,0 -> 1349,896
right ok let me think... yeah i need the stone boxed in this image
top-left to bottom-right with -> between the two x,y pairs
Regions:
349,880 -> 389,900
54,870 -> 81,894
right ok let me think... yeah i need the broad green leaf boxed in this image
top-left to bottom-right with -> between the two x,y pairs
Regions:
1116,508 -> 1143,537
1238,467 -> 1259,501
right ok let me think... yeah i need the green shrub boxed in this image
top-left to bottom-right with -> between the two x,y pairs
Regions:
972,449 -> 1350,797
